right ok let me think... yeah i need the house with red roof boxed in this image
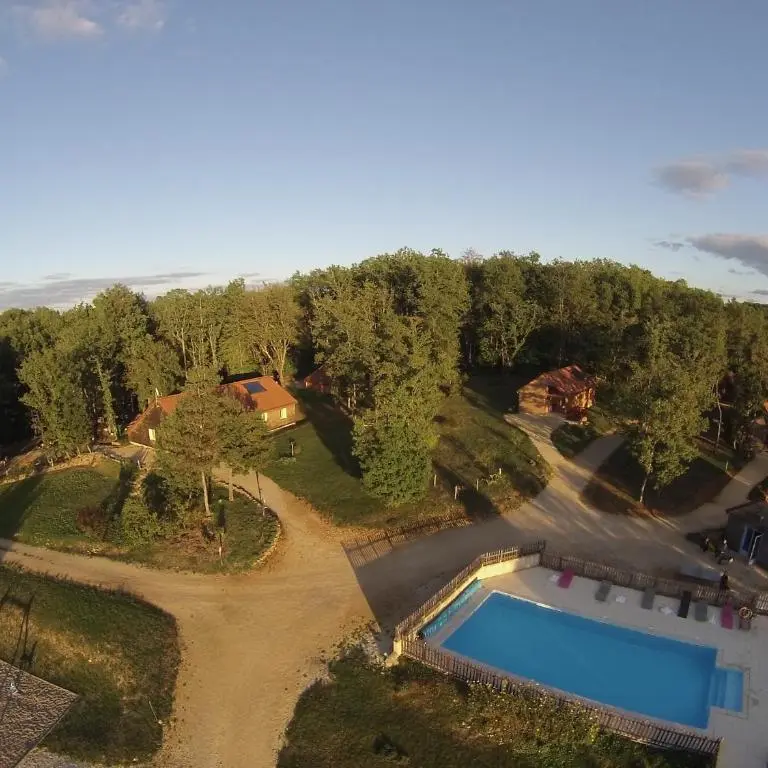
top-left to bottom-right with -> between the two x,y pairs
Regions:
126,375 -> 299,447
517,364 -> 595,417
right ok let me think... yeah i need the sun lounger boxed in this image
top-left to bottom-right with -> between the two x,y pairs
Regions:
595,580 -> 612,602
721,602 -> 734,629
557,568 -> 575,588
678,590 -> 692,618
694,601 -> 708,622
641,586 -> 655,610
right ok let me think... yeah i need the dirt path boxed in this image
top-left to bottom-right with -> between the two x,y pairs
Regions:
1,473 -> 370,768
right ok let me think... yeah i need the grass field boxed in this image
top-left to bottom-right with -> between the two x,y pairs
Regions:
583,439 -> 747,516
0,566 -> 179,763
0,461 -> 278,573
0,463 -> 121,546
268,377 -> 549,527
278,651 -> 711,768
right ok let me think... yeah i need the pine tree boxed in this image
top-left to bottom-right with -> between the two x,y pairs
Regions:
156,366 -> 222,517
219,395 -> 273,502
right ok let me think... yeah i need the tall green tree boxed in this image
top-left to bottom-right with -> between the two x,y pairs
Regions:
473,255 -> 540,369
237,282 -> 300,383
156,366 -> 223,517
616,318 -> 711,502
19,345 -> 92,460
353,389 -> 434,506
219,395 -> 273,501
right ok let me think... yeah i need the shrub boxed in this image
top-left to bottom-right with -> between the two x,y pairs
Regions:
120,498 -> 162,547
76,504 -> 109,537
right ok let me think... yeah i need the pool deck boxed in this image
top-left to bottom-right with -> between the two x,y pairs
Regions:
428,567 -> 768,768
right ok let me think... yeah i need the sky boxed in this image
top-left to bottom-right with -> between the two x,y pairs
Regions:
1,0 -> 768,310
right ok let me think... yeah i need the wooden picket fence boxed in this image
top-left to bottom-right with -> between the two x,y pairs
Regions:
401,638 -> 720,757
342,512 -> 474,567
394,540 -> 545,638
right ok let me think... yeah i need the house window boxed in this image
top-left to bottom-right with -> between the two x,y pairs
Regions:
148,428 -> 157,443
280,407 -> 288,420
262,412 -> 269,422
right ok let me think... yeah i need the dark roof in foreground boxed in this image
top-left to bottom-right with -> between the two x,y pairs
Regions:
0,661 -> 78,768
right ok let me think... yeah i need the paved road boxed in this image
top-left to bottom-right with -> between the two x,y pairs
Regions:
4,420 -> 768,767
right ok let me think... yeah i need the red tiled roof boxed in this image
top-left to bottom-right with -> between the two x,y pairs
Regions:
155,394 -> 184,416
298,366 -> 331,389
128,377 -> 296,433
227,376 -> 297,412
520,364 -> 594,396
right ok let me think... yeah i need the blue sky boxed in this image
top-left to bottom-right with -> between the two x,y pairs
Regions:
2,0 -> 768,309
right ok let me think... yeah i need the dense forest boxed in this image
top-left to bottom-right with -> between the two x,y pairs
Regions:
2,249 -> 768,507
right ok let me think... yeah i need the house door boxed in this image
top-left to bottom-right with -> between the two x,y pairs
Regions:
741,527 -> 763,564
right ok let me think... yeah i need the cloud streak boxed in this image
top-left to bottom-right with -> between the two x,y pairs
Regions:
654,240 -> 687,252
0,271 -> 208,310
688,233 -> 768,278
655,149 -> 768,197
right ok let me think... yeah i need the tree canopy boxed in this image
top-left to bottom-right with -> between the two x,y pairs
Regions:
2,247 -> 768,505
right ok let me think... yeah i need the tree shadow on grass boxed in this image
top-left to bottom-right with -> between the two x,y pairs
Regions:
433,461 -> 497,520
101,463 -> 136,531
294,391 -> 361,478
0,474 -> 45,541
462,371 -> 530,419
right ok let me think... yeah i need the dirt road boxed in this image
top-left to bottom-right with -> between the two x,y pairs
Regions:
2,474 -> 370,768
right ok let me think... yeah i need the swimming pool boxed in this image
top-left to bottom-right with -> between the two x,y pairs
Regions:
441,591 -> 742,728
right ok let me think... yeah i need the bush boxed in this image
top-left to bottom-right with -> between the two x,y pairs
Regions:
120,498 -> 162,547
75,504 -> 109,537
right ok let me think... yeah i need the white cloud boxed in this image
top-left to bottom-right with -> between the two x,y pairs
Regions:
688,233 -> 768,278
9,0 -> 168,40
0,56 -> 8,76
655,149 -> 768,197
116,0 -> 166,31
13,1 -> 103,39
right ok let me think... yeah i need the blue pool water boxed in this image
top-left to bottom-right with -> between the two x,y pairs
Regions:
441,591 -> 743,728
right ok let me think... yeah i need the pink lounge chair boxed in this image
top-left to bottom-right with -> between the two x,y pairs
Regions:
721,602 -> 734,630
558,568 -> 575,588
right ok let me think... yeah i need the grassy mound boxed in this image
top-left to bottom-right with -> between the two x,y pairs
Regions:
0,461 -> 278,573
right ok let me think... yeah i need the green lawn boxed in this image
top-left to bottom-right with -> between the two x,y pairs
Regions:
268,378 -> 549,527
551,407 -> 614,459
583,439 -> 747,516
278,651 -> 711,768
0,462 -> 122,545
0,566 -> 179,763
0,461 -> 278,573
